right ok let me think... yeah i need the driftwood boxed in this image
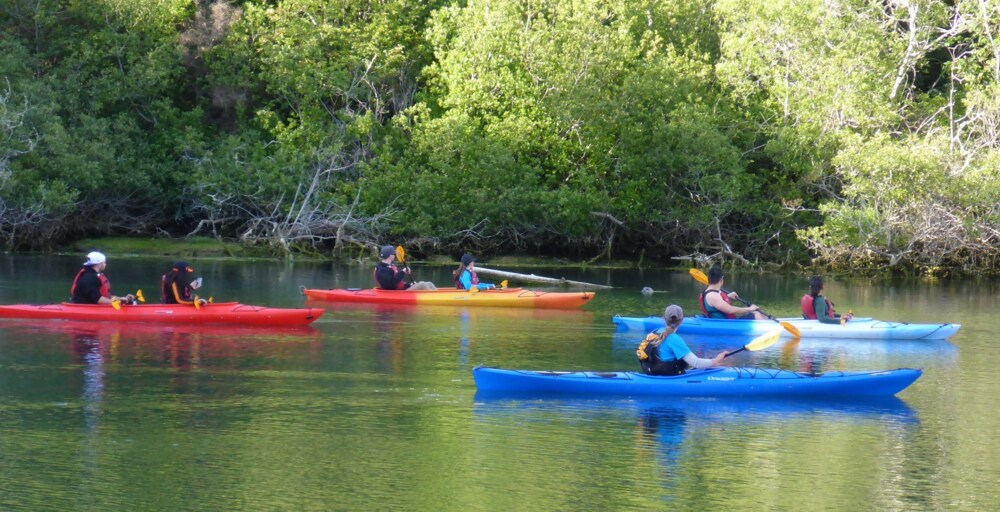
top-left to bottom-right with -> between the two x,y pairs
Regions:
474,266 -> 612,289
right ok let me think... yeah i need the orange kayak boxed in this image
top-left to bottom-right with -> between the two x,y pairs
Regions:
0,302 -> 324,326
302,288 -> 595,309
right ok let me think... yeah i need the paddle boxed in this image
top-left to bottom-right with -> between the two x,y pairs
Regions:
192,295 -> 213,309
395,246 -> 415,284
688,268 -> 802,337
723,326 -> 789,358
111,289 -> 145,310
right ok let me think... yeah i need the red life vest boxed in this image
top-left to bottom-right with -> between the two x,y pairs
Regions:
698,289 -> 735,319
801,294 -> 835,319
454,269 -> 480,289
70,268 -> 112,299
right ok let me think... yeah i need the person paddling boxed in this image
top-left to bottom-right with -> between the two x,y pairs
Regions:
70,251 -> 135,305
162,261 -> 207,306
452,253 -> 496,291
801,275 -> 853,324
699,266 -> 768,320
374,245 -> 436,291
637,305 -> 729,376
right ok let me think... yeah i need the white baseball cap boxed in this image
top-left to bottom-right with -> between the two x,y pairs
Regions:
84,251 -> 106,266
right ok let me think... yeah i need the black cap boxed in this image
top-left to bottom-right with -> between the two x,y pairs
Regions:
461,253 -> 474,266
173,261 -> 192,272
380,245 -> 395,259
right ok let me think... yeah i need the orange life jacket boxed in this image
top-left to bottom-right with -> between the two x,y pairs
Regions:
801,294 -> 835,319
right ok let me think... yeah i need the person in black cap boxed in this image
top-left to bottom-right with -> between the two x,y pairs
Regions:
374,245 -> 436,290
70,251 -> 135,305
162,261 -> 206,305
452,253 -> 496,290
698,265 -> 767,320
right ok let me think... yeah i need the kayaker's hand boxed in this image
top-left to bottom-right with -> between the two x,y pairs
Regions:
712,351 -> 729,365
747,304 -> 760,312
727,291 -> 739,300
198,298 -> 208,306
124,294 -> 136,305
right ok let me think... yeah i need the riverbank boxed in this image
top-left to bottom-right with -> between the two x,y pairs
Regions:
58,237 -> 640,269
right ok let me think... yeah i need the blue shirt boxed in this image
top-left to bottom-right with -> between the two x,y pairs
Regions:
653,330 -> 692,361
458,270 -> 494,290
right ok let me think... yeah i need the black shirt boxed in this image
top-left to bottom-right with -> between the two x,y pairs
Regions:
375,262 -> 408,290
71,267 -> 106,304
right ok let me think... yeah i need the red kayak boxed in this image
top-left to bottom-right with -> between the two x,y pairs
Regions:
0,302 -> 324,326
302,287 -> 595,309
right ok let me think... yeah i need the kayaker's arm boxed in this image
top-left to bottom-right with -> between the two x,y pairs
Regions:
682,351 -> 728,369
706,291 -> 760,317
814,297 -> 841,324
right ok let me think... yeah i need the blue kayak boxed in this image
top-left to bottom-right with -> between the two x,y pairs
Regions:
472,366 -> 922,397
612,315 -> 960,340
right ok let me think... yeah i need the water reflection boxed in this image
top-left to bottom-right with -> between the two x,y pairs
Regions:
1,319 -> 324,370
474,393 -> 919,470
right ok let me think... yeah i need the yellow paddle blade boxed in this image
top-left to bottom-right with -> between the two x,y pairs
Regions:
469,287 -> 479,295
779,321 -> 801,337
136,289 -> 146,303
688,268 -> 709,286
395,246 -> 406,263
208,297 -> 214,304
500,280 -> 508,289
111,299 -> 121,310
744,327 -> 784,352
193,296 -> 201,309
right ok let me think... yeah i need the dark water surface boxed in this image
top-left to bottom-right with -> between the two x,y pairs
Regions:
1,255 -> 997,510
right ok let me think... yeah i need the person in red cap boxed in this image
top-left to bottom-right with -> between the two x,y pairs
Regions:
374,245 -> 436,290
70,251 -> 135,305
161,261 -> 207,305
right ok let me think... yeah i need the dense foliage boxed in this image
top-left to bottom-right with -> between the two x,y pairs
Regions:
1,0 -> 997,274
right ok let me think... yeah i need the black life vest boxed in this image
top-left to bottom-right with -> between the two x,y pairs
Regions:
636,331 -> 689,376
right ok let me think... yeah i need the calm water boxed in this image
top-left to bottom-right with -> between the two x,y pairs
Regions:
1,255 -> 997,510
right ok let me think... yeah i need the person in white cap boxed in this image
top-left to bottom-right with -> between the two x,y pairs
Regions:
636,304 -> 729,376
70,251 -> 135,305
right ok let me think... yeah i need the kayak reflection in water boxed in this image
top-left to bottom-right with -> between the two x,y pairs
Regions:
636,305 -> 729,376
